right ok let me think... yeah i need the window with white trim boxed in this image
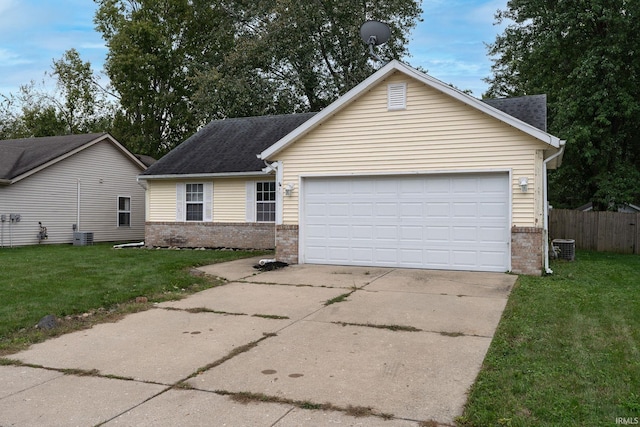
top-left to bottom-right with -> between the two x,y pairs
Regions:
117,196 -> 131,227
256,181 -> 276,222
186,183 -> 204,221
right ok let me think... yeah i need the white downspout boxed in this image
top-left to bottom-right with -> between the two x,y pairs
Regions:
275,161 -> 284,225
543,143 -> 566,274
77,179 -> 81,231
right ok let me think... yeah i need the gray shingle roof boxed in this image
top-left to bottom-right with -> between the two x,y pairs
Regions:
482,95 -> 547,131
142,113 -> 317,176
142,95 -> 549,177
0,133 -> 107,181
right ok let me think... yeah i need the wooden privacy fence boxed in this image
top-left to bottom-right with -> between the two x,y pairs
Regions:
549,209 -> 640,254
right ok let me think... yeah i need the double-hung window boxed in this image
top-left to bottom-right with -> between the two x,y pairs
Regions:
117,196 -> 131,227
185,183 -> 204,221
256,182 -> 276,222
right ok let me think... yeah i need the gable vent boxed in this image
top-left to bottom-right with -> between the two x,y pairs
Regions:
387,83 -> 407,110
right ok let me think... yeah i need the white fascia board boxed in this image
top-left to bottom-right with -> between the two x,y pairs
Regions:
260,60 -> 561,161
138,171 -> 271,181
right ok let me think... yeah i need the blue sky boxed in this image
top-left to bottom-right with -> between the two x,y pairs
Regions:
0,0 -> 508,99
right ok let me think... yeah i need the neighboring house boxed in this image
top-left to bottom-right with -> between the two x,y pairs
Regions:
0,133 -> 147,247
576,202 -> 640,213
140,60 -> 565,275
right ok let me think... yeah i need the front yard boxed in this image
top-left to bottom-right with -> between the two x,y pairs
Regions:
461,251 -> 640,426
0,243 -> 267,354
1,244 -> 638,425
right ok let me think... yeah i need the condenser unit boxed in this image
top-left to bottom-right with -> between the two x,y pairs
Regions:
73,232 -> 94,246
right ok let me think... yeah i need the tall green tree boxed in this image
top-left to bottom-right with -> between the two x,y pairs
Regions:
485,0 -> 640,210
94,0 -> 236,157
195,0 -> 422,118
0,82 -> 67,139
95,0 -> 422,153
51,48 -> 115,134
0,49 -> 114,140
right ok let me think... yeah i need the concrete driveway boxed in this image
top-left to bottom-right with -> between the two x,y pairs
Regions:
1,257 -> 516,426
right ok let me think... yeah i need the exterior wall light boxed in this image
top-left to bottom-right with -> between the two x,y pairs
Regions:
519,177 -> 529,192
284,183 -> 295,196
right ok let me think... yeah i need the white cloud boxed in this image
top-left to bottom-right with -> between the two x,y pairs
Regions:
0,48 -> 31,66
407,0 -> 509,96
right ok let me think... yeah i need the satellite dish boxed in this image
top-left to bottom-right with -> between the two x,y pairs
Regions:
360,20 -> 391,47
360,20 -> 390,64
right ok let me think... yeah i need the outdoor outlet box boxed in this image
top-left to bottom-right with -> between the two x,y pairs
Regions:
0,214 -> 5,222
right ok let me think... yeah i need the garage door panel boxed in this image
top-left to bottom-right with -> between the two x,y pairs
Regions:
425,250 -> 451,266
376,225 -> 398,240
352,247 -> 374,263
302,174 -> 509,272
425,202 -> 450,218
352,202 -> 373,217
352,225 -> 374,239
479,227 -> 509,242
327,247 -> 350,262
426,226 -> 450,241
400,179 -> 424,194
452,251 -> 478,267
452,226 -> 478,243
479,202 -> 509,218
375,248 -> 399,263
452,202 -> 478,218
425,177 -> 450,193
479,251 -> 509,268
400,226 -> 423,241
400,202 -> 423,217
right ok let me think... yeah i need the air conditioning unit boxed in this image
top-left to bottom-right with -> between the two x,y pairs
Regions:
552,239 -> 575,261
73,231 -> 94,246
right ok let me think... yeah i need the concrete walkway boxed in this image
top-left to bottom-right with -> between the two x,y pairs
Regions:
0,257 -> 516,426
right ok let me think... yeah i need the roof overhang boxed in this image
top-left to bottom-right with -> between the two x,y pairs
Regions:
4,133 -> 147,185
259,60 -> 562,160
137,171 -> 271,181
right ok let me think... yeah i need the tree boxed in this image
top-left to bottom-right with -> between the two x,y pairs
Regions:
94,0 -> 422,154
51,48 -> 116,134
0,50 -> 115,139
94,0 -> 236,157
194,0 -> 422,117
1,81 -> 72,139
485,0 -> 640,210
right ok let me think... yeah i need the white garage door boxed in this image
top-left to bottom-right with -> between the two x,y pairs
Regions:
302,174 -> 510,272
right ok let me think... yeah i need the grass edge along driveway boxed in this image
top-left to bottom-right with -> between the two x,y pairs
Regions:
460,251 -> 640,427
0,243 -> 269,355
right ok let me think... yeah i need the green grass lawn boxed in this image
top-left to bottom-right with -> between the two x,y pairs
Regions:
0,243 -> 267,354
460,251 -> 640,427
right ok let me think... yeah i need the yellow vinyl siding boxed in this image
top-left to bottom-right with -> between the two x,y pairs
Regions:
213,179 -> 246,222
147,181 -> 177,222
146,177 -> 275,223
276,72 -> 547,227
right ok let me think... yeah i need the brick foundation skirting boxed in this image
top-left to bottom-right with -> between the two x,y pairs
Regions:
276,224 -> 299,264
145,222 -> 275,249
511,226 -> 544,276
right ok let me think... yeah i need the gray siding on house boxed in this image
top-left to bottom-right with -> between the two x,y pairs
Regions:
0,141 -> 145,247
